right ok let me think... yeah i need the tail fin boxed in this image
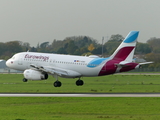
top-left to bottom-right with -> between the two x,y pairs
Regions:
109,31 -> 139,62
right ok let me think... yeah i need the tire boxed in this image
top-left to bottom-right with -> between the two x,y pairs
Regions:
23,78 -> 28,82
76,80 -> 84,86
53,81 -> 62,87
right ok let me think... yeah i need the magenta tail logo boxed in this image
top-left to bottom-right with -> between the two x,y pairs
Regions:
112,47 -> 134,61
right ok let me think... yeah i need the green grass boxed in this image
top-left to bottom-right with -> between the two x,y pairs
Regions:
0,97 -> 160,120
1,74 -> 160,120
0,74 -> 160,93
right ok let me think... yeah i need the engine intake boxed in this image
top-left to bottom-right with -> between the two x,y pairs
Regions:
23,69 -> 48,80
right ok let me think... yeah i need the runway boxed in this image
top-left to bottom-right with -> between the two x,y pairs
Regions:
1,93 -> 160,97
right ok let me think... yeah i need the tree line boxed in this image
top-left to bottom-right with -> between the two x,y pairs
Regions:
1,34 -> 160,70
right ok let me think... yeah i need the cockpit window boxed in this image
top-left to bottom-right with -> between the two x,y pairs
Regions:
11,56 -> 15,59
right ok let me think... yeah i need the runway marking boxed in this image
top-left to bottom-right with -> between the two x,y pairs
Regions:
1,94 -> 160,97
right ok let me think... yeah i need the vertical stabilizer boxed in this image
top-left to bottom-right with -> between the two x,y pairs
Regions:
109,31 -> 139,62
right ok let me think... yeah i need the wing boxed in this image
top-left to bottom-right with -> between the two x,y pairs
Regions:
30,64 -> 81,78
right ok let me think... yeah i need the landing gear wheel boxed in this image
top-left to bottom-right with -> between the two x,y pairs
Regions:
23,78 -> 28,82
53,81 -> 62,87
76,80 -> 84,86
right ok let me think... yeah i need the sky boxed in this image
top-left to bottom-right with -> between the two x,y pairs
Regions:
0,0 -> 160,47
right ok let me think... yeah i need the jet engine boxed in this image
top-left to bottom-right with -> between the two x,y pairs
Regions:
23,69 -> 48,80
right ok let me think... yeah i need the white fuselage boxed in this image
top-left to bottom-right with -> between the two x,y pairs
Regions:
6,31 -> 142,79
6,52 -> 107,77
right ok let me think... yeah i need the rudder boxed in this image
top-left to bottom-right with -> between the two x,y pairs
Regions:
109,31 -> 139,62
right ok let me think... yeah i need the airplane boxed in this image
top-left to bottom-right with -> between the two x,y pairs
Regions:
6,31 -> 152,87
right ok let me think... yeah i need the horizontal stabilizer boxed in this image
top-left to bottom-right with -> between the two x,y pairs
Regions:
139,62 -> 153,65
115,61 -> 153,68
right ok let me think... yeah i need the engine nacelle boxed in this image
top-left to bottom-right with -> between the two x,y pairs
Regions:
23,69 -> 48,80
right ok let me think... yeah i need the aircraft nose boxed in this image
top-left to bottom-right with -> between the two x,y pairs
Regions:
6,59 -> 12,67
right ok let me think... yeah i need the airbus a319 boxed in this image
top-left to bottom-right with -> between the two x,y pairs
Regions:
6,31 -> 152,87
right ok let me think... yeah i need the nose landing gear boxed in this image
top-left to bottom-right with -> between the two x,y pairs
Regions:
23,78 -> 28,82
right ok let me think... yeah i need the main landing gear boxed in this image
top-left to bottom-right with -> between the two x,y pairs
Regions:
76,79 -> 84,86
53,76 -> 84,87
53,75 -> 62,87
53,81 -> 62,87
53,79 -> 84,87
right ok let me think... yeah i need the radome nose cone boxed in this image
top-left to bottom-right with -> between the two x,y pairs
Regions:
6,59 -> 11,67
